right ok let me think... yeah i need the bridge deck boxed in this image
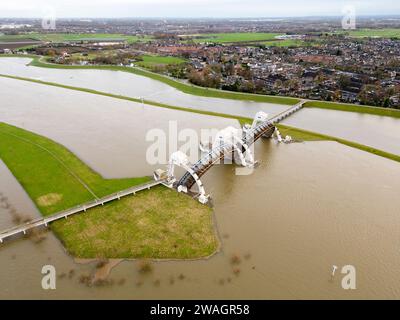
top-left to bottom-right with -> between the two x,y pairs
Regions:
0,179 -> 165,244
268,100 -> 305,124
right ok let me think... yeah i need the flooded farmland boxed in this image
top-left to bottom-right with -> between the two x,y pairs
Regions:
1,68 -> 400,299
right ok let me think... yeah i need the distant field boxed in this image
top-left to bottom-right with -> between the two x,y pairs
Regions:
0,33 -> 152,44
0,34 -> 38,41
337,28 -> 400,39
0,40 -> 42,50
136,55 -> 186,68
192,32 -> 281,44
261,39 -> 309,47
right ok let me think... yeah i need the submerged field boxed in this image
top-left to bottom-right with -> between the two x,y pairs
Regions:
0,123 -> 218,259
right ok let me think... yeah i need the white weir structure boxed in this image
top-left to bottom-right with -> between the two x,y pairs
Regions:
155,101 -> 305,204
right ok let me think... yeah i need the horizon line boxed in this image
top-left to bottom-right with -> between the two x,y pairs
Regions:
1,14 -> 400,20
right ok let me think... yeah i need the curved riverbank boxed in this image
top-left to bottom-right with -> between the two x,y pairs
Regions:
304,101 -> 400,118
2,54 -> 399,118
27,55 -> 300,105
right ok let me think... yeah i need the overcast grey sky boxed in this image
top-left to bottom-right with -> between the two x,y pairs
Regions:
0,0 -> 399,18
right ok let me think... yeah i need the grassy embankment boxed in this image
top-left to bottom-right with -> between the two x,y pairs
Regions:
0,123 -> 218,259
0,72 -> 253,125
277,124 -> 400,163
304,101 -> 400,118
15,55 -> 399,117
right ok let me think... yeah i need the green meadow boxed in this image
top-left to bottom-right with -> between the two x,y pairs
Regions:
335,28 -> 400,39
192,32 -> 280,43
136,55 -> 187,68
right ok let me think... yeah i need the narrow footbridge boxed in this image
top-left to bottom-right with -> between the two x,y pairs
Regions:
268,100 -> 305,124
0,179 -> 165,244
161,101 -> 306,203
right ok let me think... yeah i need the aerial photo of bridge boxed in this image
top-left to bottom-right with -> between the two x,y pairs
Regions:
1,1 -> 400,305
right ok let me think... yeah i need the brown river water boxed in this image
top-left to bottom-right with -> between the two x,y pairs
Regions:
1,69 -> 400,299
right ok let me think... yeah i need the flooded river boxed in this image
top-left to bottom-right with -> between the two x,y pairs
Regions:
1,69 -> 400,299
0,57 -> 289,119
1,141 -> 400,299
1,57 -> 400,157
0,77 -> 238,178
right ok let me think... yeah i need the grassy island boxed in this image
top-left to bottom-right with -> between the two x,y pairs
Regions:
0,123 -> 218,259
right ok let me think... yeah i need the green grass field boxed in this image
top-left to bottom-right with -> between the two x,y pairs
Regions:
334,28 -> 400,39
136,55 -> 186,68
192,32 -> 281,44
52,185 -> 218,259
278,124 -> 400,163
0,122 -> 218,259
0,33 -> 152,44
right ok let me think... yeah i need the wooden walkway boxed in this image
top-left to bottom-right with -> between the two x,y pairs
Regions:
0,179 -> 165,244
